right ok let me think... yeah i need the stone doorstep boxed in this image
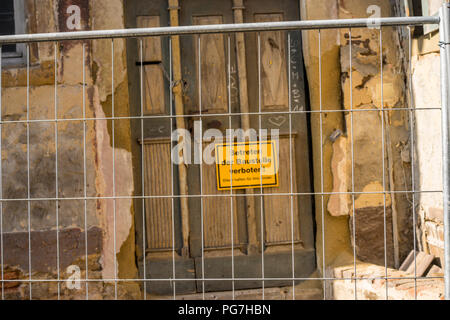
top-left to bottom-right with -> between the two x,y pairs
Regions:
151,285 -> 323,300
427,265 -> 443,277
399,250 -> 435,277
332,263 -> 444,300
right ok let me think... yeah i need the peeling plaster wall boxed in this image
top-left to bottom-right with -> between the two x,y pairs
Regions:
92,86 -> 134,281
90,0 -> 138,286
410,29 -> 444,268
0,0 -> 139,299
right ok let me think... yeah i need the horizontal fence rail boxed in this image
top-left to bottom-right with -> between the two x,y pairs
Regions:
0,16 -> 440,44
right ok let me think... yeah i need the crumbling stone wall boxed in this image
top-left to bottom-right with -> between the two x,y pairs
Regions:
0,0 -> 140,300
303,0 -> 414,278
337,0 -> 413,269
332,263 -> 444,300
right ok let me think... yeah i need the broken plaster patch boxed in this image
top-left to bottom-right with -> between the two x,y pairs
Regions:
328,135 -> 350,216
354,181 -> 391,211
93,86 -> 134,280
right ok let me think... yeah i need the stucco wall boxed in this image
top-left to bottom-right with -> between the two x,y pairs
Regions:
301,0 -> 354,280
411,30 -> 444,268
1,0 -> 139,299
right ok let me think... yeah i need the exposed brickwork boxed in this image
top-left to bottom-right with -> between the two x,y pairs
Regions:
0,254 -> 141,300
350,206 -> 395,267
332,263 -> 444,300
423,220 -> 445,269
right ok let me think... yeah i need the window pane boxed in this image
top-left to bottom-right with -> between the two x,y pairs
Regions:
0,0 -> 16,53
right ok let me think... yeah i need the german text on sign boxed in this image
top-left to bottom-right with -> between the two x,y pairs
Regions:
215,140 -> 279,190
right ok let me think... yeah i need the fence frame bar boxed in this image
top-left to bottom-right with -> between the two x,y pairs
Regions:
0,16 -> 439,45
440,3 -> 450,301
0,8 -> 446,300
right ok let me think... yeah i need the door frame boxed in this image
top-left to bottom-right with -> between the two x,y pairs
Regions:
125,0 -> 316,296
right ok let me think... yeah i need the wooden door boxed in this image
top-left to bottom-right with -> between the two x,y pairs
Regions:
126,0 -> 315,296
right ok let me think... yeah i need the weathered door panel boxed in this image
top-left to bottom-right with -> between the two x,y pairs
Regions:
202,159 -> 241,250
179,0 -> 315,293
263,135 -> 302,247
254,13 -> 289,110
143,140 -> 174,251
192,15 -> 229,114
127,0 -> 315,296
136,15 -> 166,115
187,138 -> 249,263
180,0 -> 248,262
179,0 -> 236,116
243,0 -> 314,256
126,0 -> 195,295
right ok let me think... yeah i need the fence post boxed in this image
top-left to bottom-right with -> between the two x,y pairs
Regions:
440,2 -> 450,300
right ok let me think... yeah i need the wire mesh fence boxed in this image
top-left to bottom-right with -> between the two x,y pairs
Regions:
0,10 -> 448,300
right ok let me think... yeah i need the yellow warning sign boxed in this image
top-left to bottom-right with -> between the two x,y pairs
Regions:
215,140 -> 279,191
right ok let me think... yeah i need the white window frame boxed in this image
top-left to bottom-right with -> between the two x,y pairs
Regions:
421,0 -> 439,35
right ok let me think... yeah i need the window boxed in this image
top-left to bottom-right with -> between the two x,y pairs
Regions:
0,1 -> 16,53
404,0 -> 440,35
0,0 -> 26,65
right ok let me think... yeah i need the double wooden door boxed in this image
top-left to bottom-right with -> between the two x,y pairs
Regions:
126,0 -> 315,295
